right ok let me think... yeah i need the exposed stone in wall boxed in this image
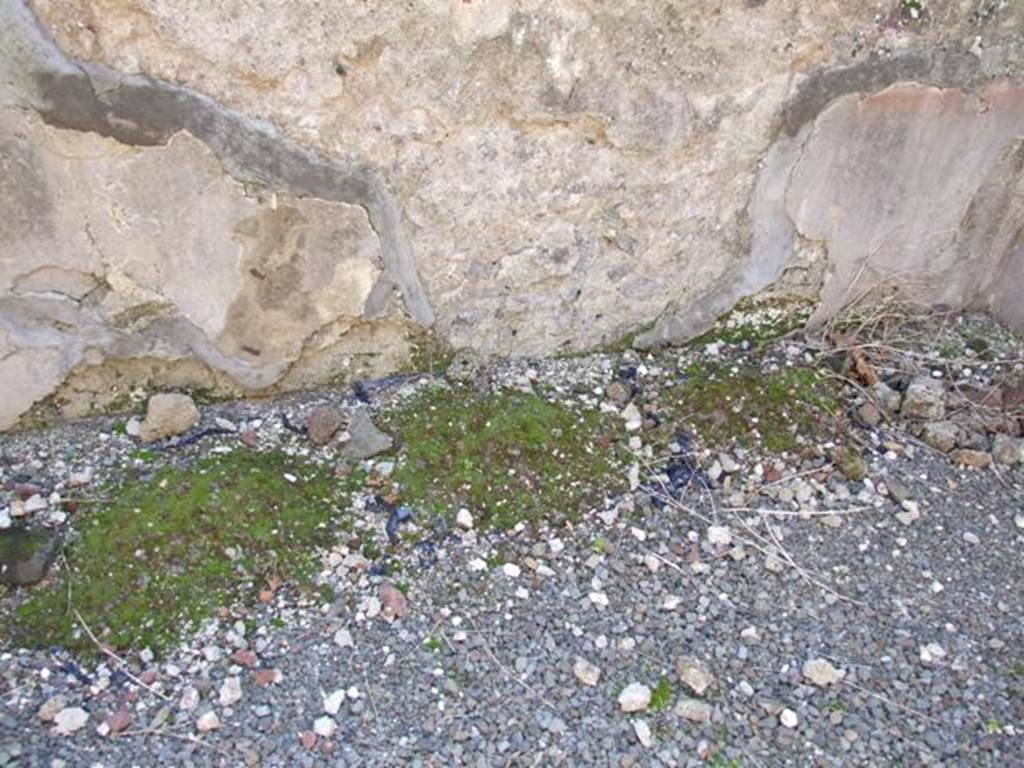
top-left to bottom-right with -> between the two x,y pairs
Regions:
1,0 -> 1023,428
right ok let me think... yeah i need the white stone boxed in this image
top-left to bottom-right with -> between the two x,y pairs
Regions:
633,718 -> 654,748
677,657 -> 716,696
363,596 -> 382,618
502,563 -> 521,578
588,591 -> 609,608
456,508 -> 474,530
51,712 -> 88,737
707,525 -> 732,546
802,658 -> 844,687
333,628 -> 354,649
196,711 -> 221,732
139,393 -> 201,443
323,689 -> 345,715
68,468 -> 93,486
313,716 -> 337,738
621,403 -> 643,431
618,683 -> 651,713
627,462 -> 640,491
675,697 -> 712,722
573,657 -> 601,686
218,676 -> 243,706
468,557 -> 487,571
0,508 -> 10,530
23,494 -> 48,514
780,708 -> 799,728
179,686 -> 200,711
662,595 -> 682,611
920,642 -> 947,665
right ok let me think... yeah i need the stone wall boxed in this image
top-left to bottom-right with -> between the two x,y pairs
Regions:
1,0 -> 1022,429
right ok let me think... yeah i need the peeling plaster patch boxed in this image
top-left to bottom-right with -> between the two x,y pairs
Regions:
11,267 -> 100,301
0,0 -> 433,428
635,50 -> 1024,350
0,0 -> 433,328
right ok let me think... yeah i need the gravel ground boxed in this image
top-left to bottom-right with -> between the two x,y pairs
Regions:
1,339 -> 1023,767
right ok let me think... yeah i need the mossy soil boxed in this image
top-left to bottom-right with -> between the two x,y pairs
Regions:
4,451 -> 363,657
383,385 -> 627,531
2,295 -> 843,658
653,360 -> 842,454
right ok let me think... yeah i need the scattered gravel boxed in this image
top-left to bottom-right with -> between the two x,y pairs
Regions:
1,315 -> 1023,766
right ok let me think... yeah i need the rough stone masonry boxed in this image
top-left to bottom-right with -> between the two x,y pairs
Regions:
1,0 -> 1022,429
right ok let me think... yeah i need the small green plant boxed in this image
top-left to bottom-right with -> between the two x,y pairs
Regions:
360,533 -> 381,561
485,551 -> 506,568
985,717 -> 1004,735
424,635 -> 443,653
591,535 -> 609,554
650,676 -> 674,712
827,698 -> 848,713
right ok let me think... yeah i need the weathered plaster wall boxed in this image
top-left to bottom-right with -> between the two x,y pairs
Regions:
1,0 -> 1022,428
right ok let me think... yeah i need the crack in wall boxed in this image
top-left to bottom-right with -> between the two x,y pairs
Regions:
0,0 -> 434,329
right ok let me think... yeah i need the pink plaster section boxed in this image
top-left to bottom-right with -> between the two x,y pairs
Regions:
789,82 -> 1024,330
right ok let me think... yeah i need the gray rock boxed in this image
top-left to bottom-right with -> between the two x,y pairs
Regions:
37,695 -> 68,723
674,698 -> 712,723
950,449 -> 992,469
921,421 -> 958,452
138,393 -> 200,443
991,434 -> 1023,466
0,529 -> 60,586
618,683 -> 651,713
677,656 -> 716,696
901,378 -> 946,421
802,658 -> 844,687
306,406 -> 344,446
956,429 -> 990,451
870,382 -> 903,414
832,445 -> 868,482
52,707 -> 89,736
340,409 -> 393,460
573,657 -> 601,687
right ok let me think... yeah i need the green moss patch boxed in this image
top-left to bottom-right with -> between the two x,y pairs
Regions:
8,451 -> 361,656
385,385 -> 624,530
654,361 -> 841,453
690,297 -> 813,349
